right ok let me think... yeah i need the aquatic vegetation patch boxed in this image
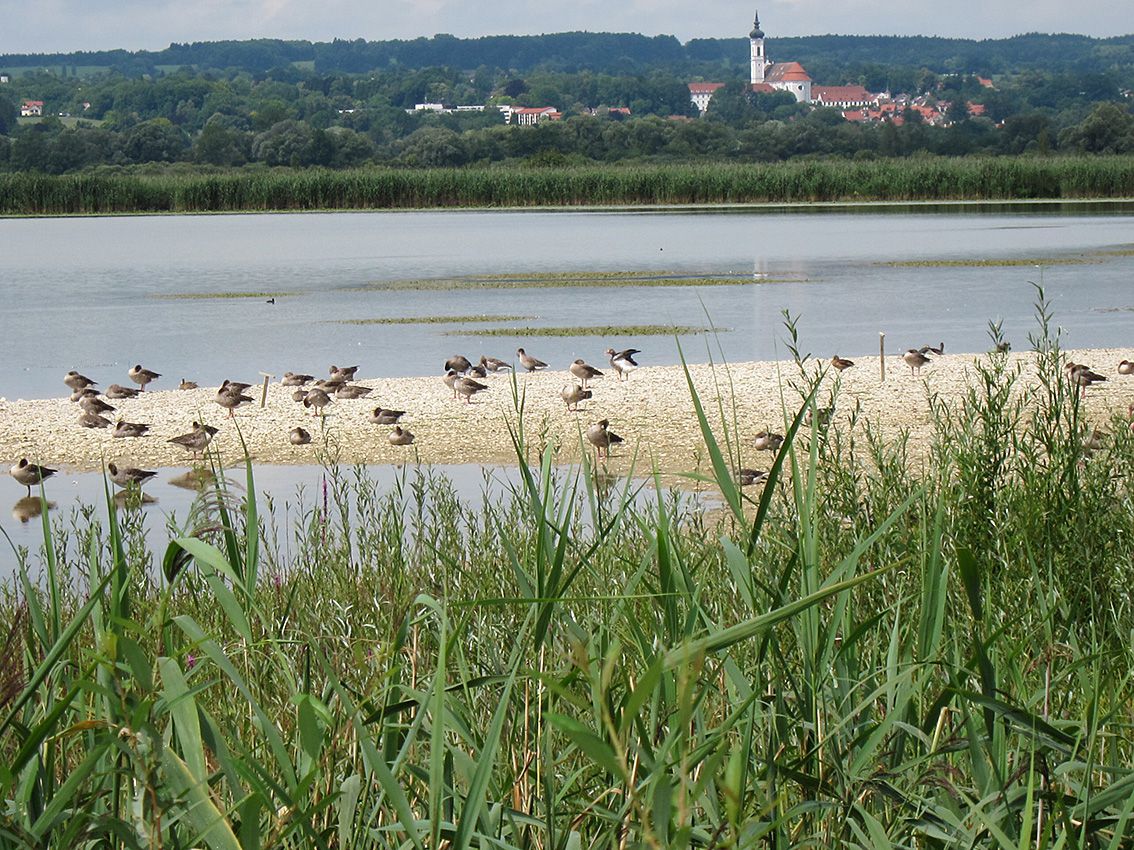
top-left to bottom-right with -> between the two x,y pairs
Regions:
337,314 -> 532,325
350,272 -> 787,292
153,291 -> 295,300
879,256 -> 1095,268
455,324 -> 721,337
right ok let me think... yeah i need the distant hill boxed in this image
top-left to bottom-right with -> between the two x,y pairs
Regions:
2,31 -> 1132,78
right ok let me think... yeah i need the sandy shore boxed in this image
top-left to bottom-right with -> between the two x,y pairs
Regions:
3,349 -> 1132,476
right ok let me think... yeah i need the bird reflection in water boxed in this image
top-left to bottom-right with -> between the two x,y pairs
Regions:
167,468 -> 217,491
12,496 -> 56,524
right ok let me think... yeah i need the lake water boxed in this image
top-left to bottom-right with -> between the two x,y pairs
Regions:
2,203 -> 1133,402
4,202 -> 1134,577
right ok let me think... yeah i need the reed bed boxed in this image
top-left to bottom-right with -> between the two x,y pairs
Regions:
2,156 -> 1133,214
2,297 -> 1134,848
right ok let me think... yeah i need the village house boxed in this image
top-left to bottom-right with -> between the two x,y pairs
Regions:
20,100 -> 44,117
500,105 -> 562,125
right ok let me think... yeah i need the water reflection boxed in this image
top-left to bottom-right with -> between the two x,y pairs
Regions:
11,496 -> 55,524
167,468 -> 217,491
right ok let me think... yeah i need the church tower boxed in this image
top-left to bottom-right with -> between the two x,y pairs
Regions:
749,10 -> 767,85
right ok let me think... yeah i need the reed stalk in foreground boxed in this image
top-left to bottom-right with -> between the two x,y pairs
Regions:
2,295 -> 1134,847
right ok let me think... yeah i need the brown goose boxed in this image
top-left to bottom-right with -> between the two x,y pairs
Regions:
479,355 -> 511,372
78,411 -> 113,429
70,387 -> 99,403
736,468 -> 768,487
335,384 -> 372,400
314,378 -> 346,392
561,383 -> 592,412
10,458 -> 57,496
442,370 -> 460,399
830,356 -> 854,372
292,388 -> 310,403
902,349 -> 930,376
754,431 -> 784,452
517,348 -> 548,372
106,383 -> 140,400
128,364 -> 161,391
804,406 -> 834,428
444,355 -> 472,375
454,374 -> 489,404
570,359 -> 604,389
1066,362 -> 1107,391
107,462 -> 157,489
113,419 -> 151,438
605,348 -> 641,381
79,395 -> 116,416
369,407 -> 405,425
586,419 -> 623,460
303,387 -> 332,416
168,422 -> 219,459
216,386 -> 253,418
388,425 -> 415,446
920,342 -> 945,356
64,370 -> 97,391
220,379 -> 253,393
289,427 -> 312,446
1119,360 -> 1134,375
329,365 -> 359,382
468,363 -> 488,379
282,371 -> 315,386
178,378 -> 199,390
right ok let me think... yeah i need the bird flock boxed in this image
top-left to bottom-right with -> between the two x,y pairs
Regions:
10,344 -> 1134,497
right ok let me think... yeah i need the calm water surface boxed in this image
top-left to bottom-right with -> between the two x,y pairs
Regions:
3,203 -> 1133,402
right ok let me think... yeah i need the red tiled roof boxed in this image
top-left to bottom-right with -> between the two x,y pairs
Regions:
23,100 -> 44,106
766,62 -> 811,83
688,83 -> 725,94
842,110 -> 866,122
812,85 -> 875,104
967,102 -> 986,116
749,82 -> 777,94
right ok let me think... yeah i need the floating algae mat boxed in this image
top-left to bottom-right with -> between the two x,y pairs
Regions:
153,290 -> 296,300
337,314 -> 533,326
350,270 -> 803,292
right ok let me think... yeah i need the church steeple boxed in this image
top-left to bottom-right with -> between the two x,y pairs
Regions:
749,10 -> 767,85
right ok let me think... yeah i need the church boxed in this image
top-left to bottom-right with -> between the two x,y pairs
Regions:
689,12 -> 879,114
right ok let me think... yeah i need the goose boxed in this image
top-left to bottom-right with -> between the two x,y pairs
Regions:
220,379 -> 253,393
1118,360 -> 1134,375
107,462 -> 157,489
444,355 -> 472,374
369,407 -> 405,425
335,384 -> 372,400
902,349 -> 930,376
292,388 -> 310,403
479,355 -> 511,372
570,359 -> 604,389
303,387 -> 332,416
388,425 -> 415,446
168,421 -> 219,459
70,387 -> 99,403
753,431 -> 784,452
289,427 -> 312,446
830,356 -> 854,372
10,458 -> 56,495
561,383 -> 592,412
64,370 -> 97,391
443,370 -> 461,399
804,406 -> 834,428
128,364 -> 161,391
736,468 -> 767,487
78,411 -> 113,429
994,341 -> 1011,353
468,363 -> 488,379
79,395 -> 116,416
106,383 -> 140,400
920,342 -> 945,356
329,365 -> 359,382
586,419 -> 623,460
282,371 -> 315,386
314,378 -> 346,392
178,378 -> 199,390
454,373 -> 489,404
113,419 -> 151,438
605,348 -> 641,381
1083,426 -> 1107,454
216,386 -> 253,418
517,348 -> 548,372
1066,362 -> 1106,390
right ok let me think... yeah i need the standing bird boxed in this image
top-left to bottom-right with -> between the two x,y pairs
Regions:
303,387 -> 332,416
107,462 -> 158,490
216,385 -> 253,418
517,348 -> 548,372
64,371 -> 97,391
168,422 -> 219,459
903,349 -> 931,376
570,359 -> 604,389
369,407 -> 405,425
586,419 -> 623,460
754,431 -> 783,452
455,375 -> 489,404
444,355 -> 472,375
128,364 -> 161,391
479,355 -> 511,373
106,383 -> 140,400
605,348 -> 641,381
561,383 -> 592,412
289,427 -> 312,446
830,356 -> 855,372
10,458 -> 56,496
388,426 -> 415,446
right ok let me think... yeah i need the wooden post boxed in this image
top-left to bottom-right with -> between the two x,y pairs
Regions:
879,333 -> 886,383
259,372 -> 274,408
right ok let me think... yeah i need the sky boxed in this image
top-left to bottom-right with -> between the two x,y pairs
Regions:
0,0 -> 1129,56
